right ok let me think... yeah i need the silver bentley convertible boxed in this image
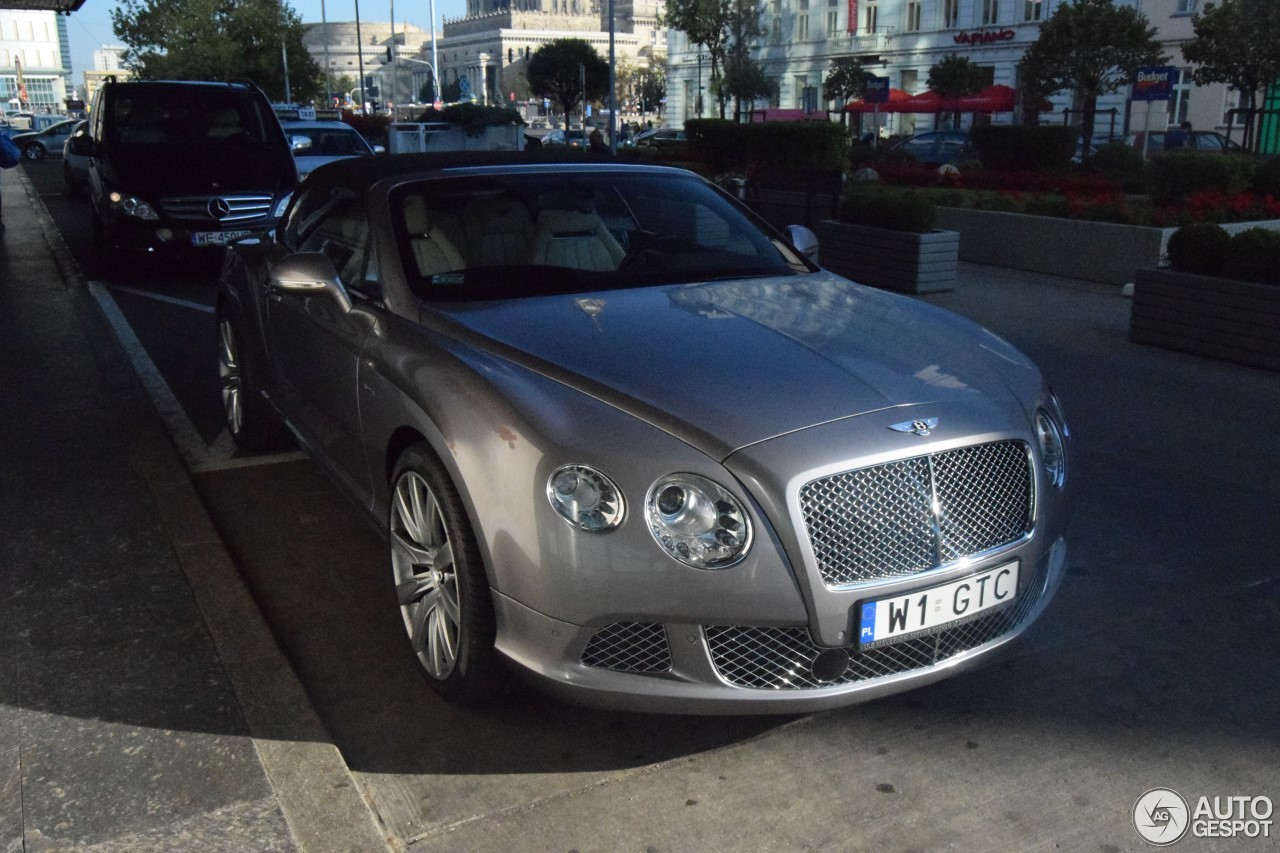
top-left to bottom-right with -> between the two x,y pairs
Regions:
216,155 -> 1069,713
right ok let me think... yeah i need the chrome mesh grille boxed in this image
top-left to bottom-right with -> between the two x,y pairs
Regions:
705,556 -> 1049,690
581,622 -> 672,673
800,441 -> 1032,587
156,195 -> 274,224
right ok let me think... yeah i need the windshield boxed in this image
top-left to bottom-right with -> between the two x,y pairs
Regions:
108,89 -> 275,147
393,171 -> 810,302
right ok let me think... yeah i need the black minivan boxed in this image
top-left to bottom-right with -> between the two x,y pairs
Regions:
86,79 -> 297,261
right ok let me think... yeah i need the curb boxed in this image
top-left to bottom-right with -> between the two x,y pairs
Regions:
16,167 -> 394,853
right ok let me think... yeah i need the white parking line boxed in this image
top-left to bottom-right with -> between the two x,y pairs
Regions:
108,284 -> 216,314
88,281 -> 305,473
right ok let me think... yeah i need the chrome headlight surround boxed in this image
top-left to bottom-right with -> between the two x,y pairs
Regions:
644,473 -> 753,569
274,193 -> 293,218
546,464 -> 625,532
1034,405 -> 1067,488
108,191 -> 159,221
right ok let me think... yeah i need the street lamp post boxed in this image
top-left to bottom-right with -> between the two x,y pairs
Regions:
354,0 -> 368,114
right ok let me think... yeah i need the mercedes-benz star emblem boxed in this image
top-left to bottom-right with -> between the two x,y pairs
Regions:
208,197 -> 232,219
889,417 -> 939,437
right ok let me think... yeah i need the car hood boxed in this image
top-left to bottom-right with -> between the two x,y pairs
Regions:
428,273 -> 1039,460
102,144 -> 296,198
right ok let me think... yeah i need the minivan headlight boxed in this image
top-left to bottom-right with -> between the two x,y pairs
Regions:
108,191 -> 158,221
645,473 -> 752,568
274,193 -> 292,218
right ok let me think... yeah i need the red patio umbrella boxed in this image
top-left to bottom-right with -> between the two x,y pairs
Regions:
956,85 -> 1018,113
843,88 -> 913,113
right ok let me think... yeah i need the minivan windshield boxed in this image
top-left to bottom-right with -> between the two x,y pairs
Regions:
108,88 -> 276,147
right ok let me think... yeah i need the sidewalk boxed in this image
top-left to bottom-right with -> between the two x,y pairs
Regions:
0,167 -> 390,850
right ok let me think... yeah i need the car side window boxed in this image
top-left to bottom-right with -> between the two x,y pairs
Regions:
297,195 -> 381,300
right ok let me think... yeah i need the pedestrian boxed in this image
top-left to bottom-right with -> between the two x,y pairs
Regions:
587,128 -> 610,157
1164,120 -> 1192,151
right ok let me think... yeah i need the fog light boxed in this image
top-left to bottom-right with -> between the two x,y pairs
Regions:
156,228 -> 174,242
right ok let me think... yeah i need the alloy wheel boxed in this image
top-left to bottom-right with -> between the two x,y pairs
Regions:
390,470 -> 461,680
217,317 -> 242,437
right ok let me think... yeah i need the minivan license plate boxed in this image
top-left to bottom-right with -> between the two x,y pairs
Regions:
191,230 -> 251,246
857,561 -> 1019,650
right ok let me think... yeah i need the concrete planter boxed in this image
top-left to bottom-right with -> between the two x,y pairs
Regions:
816,220 -> 959,294
935,207 -> 1280,285
1130,268 -> 1280,372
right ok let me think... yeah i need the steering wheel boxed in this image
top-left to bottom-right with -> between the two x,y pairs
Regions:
618,233 -> 692,270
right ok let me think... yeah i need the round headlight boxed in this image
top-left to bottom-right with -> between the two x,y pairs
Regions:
1035,408 -> 1066,488
645,473 -> 752,568
546,464 -> 624,532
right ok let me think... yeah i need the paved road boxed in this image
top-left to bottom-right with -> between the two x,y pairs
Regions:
25,157 -> 1280,851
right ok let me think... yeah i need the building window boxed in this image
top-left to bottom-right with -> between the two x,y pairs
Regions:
1024,0 -> 1043,21
827,10 -> 839,36
798,0 -> 810,41
771,0 -> 782,42
982,0 -> 1000,25
864,0 -> 879,33
1168,67 -> 1191,126
1175,0 -> 1197,12
906,1 -> 922,32
942,0 -> 960,28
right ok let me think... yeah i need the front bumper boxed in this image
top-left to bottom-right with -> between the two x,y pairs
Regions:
493,536 -> 1066,714
102,214 -> 276,255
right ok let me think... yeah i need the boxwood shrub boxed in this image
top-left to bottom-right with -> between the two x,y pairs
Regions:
1223,228 -> 1280,284
685,118 -> 849,174
1166,223 -> 1231,275
1147,151 -> 1256,202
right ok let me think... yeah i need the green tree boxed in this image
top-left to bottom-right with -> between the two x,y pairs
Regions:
663,0 -> 733,117
721,0 -> 767,120
1019,0 -> 1166,160
1182,0 -> 1280,150
526,39 -> 609,130
824,57 -> 870,126
111,0 -> 323,103
635,65 -> 666,116
927,54 -> 987,128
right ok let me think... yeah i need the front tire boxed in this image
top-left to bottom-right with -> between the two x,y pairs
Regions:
22,143 -> 44,161
216,305 -> 290,451
389,444 -> 508,703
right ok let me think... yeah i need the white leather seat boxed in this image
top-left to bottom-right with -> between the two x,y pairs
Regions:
463,194 -> 535,267
530,207 -> 625,272
403,196 -> 466,278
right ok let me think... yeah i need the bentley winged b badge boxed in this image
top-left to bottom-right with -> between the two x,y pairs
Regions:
889,417 -> 939,437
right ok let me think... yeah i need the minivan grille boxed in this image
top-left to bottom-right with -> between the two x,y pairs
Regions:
157,194 -> 274,225
800,441 -> 1033,587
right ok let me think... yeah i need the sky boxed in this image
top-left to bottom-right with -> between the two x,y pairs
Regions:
65,0 -> 467,80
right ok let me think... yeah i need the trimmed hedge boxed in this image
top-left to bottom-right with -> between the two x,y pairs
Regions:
1251,157 -> 1280,197
685,118 -> 849,174
970,125 -> 1076,171
838,183 -> 937,233
1091,142 -> 1147,193
1224,228 -> 1280,284
1147,151 -> 1256,202
1165,223 -> 1280,284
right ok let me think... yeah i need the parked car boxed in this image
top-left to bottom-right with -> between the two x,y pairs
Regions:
215,154 -> 1070,713
889,130 -> 974,166
541,128 -> 588,147
62,119 -> 91,194
1122,129 -> 1246,156
10,118 -> 79,161
86,79 -> 297,262
631,127 -> 687,149
279,118 -> 380,181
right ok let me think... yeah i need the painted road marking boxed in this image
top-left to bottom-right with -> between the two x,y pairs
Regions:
88,281 -> 305,473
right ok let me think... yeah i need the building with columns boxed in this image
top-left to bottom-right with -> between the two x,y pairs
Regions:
303,21 -> 435,106
438,0 -> 666,111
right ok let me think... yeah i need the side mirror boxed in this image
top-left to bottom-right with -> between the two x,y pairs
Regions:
268,252 -> 352,314
372,144 -> 386,154
786,225 -> 819,265
289,134 -> 313,152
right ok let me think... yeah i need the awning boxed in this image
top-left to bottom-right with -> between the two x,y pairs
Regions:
0,0 -> 88,10
843,88 -> 913,113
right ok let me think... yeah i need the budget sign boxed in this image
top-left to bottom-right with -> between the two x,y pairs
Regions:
1133,66 -> 1176,102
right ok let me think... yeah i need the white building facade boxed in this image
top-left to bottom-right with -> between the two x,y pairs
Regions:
1,10 -> 71,113
665,0 -> 1250,139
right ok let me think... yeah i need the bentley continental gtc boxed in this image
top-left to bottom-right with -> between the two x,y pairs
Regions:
216,154 -> 1070,713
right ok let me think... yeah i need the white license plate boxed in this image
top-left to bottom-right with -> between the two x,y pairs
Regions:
191,230 -> 252,246
857,561 -> 1020,650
